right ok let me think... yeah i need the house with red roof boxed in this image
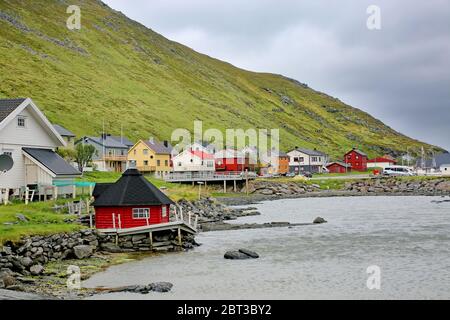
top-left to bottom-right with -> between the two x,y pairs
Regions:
367,157 -> 397,169
172,146 -> 215,172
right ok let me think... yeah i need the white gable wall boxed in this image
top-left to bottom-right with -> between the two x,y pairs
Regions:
0,104 -> 63,189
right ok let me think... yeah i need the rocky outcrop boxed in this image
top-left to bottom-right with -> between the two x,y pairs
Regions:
313,217 -> 327,224
0,229 -> 198,289
344,178 -> 450,195
176,198 -> 260,225
247,181 -> 321,196
97,282 -> 173,295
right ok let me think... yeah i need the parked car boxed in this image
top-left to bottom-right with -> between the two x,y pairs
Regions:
383,166 -> 415,176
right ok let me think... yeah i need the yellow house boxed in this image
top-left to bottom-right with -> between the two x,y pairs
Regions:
128,139 -> 172,176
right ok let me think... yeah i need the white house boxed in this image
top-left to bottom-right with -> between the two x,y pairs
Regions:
0,98 -> 81,199
287,147 -> 328,174
367,157 -> 397,169
172,149 -> 215,172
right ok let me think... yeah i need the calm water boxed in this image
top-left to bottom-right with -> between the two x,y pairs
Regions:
84,196 -> 450,299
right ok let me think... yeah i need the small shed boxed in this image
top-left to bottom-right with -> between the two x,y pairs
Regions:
326,161 -> 352,174
93,168 -> 174,230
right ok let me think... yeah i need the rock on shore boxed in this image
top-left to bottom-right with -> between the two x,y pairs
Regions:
224,249 -> 259,260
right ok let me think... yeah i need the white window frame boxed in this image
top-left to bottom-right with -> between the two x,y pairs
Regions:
17,116 -> 26,128
2,149 -> 13,157
132,208 -> 150,219
162,206 -> 168,218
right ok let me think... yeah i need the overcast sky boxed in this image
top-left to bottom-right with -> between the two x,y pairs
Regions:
103,0 -> 450,152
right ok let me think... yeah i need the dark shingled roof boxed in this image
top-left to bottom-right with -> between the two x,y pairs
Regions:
22,148 -> 81,176
110,136 -> 134,148
0,98 -> 27,123
290,147 -> 326,156
143,139 -> 172,154
93,169 -> 174,207
92,183 -> 114,199
53,124 -> 76,137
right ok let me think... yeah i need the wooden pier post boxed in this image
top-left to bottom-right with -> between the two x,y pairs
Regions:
177,227 -> 182,246
149,231 -> 153,249
223,180 -> 227,193
245,169 -> 249,196
25,187 -> 29,205
3,188 -> 9,205
72,185 -> 76,199
233,180 -> 237,192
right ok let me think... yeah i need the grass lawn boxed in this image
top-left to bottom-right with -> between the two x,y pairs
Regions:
0,201 -> 83,244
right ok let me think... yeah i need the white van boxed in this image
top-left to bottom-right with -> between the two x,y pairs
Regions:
383,166 -> 415,176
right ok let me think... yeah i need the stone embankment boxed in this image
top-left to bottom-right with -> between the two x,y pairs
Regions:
0,229 -> 197,292
343,178 -> 450,195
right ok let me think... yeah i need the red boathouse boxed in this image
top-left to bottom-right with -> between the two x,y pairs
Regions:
93,168 -> 174,230
344,148 -> 368,171
326,161 -> 352,174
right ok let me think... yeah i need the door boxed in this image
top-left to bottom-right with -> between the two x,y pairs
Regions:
25,163 -> 38,185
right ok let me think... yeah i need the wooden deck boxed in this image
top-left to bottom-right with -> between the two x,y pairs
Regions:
164,171 -> 257,183
97,220 -> 197,236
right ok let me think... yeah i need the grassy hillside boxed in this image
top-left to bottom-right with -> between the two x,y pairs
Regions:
0,0 -> 442,158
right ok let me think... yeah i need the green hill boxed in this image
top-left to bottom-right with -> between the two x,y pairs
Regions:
0,0 -> 442,158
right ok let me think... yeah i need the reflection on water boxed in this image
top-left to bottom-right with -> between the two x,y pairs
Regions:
84,196 -> 450,299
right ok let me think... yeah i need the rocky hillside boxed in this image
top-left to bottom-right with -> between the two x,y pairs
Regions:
0,0 -> 443,157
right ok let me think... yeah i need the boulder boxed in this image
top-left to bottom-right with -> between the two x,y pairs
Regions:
238,249 -> 259,259
73,245 -> 94,259
30,264 -> 44,276
16,214 -> 28,222
313,217 -> 327,224
0,271 -> 16,288
150,282 -> 173,293
100,243 -> 122,253
224,251 -> 252,260
19,257 -> 34,268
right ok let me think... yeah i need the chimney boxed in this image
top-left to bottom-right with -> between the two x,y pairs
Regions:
163,140 -> 168,147
101,133 -> 107,140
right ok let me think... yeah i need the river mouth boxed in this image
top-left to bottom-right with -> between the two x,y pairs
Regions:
83,196 -> 450,300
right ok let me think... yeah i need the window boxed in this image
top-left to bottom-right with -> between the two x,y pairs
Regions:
157,160 -> 161,166
207,161 -> 214,167
134,150 -> 137,155
293,157 -> 299,162
143,149 -> 148,155
356,156 -> 359,160
162,206 -> 167,217
17,116 -> 26,128
165,160 -> 168,166
144,160 -> 148,166
312,157 -> 318,162
2,150 -> 13,157
178,162 -> 182,167
132,208 -> 149,219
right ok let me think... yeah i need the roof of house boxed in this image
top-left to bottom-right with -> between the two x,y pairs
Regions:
367,157 -> 397,163
22,148 -> 81,176
110,136 -> 134,147
215,149 -> 244,159
326,161 -> 352,168
190,150 -> 214,160
345,148 -> 367,157
0,98 -> 27,123
288,147 -> 326,156
92,183 -> 114,199
53,124 -> 76,137
92,169 -> 174,207
143,139 -> 172,155
81,136 -> 129,149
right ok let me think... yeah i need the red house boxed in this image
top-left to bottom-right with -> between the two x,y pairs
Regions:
344,148 -> 368,171
93,168 -> 174,230
326,161 -> 352,174
215,149 -> 249,172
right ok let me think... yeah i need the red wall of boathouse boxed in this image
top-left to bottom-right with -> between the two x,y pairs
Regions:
95,205 -> 170,229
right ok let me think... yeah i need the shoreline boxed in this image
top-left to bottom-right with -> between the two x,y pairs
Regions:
217,190 -> 450,206
2,188 -> 449,300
